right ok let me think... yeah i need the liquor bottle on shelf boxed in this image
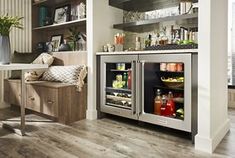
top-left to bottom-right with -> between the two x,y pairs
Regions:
154,89 -> 162,115
165,91 -> 176,117
145,34 -> 152,48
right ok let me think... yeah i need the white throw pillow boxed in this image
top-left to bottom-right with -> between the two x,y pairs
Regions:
25,53 -> 54,81
32,53 -> 54,65
41,65 -> 87,91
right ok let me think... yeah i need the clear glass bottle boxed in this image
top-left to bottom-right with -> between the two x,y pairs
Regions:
161,95 -> 167,116
154,89 -> 162,115
135,37 -> 141,51
165,91 -> 176,117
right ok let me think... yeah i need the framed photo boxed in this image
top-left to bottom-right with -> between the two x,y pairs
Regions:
51,34 -> 63,52
53,5 -> 70,24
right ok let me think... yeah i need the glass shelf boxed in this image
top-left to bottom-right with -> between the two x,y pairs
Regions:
154,85 -> 184,91
110,69 -> 130,72
106,87 -> 131,94
106,102 -> 132,110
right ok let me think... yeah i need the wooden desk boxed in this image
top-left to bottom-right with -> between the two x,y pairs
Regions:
0,64 -> 48,136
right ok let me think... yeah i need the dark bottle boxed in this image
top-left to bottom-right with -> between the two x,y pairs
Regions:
145,34 -> 152,48
123,72 -> 128,88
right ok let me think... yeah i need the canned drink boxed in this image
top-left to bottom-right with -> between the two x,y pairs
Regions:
116,75 -> 122,81
168,63 -> 177,72
160,63 -> 167,71
116,63 -> 121,70
177,63 -> 183,72
120,63 -> 126,70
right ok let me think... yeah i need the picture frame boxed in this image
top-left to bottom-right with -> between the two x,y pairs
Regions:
51,34 -> 63,52
53,5 -> 70,24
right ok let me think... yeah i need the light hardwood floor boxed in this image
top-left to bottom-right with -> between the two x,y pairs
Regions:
0,108 -> 234,158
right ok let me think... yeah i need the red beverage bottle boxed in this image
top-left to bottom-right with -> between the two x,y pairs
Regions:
165,91 -> 175,117
161,95 -> 167,116
128,69 -> 132,89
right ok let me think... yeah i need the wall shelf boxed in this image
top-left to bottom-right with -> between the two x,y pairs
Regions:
113,13 -> 198,31
33,18 -> 86,31
32,0 -> 47,6
109,0 -> 198,12
50,51 -> 87,54
32,0 -> 69,7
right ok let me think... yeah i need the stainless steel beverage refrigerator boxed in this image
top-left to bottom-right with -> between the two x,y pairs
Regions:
99,53 -> 198,142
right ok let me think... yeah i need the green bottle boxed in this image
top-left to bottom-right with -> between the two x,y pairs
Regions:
123,72 -> 128,88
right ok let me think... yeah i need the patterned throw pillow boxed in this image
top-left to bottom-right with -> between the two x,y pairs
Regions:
41,65 -> 87,91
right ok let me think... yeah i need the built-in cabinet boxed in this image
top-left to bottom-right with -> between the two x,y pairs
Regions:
99,52 -> 198,141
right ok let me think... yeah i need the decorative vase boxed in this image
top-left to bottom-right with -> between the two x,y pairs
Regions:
0,35 -> 11,65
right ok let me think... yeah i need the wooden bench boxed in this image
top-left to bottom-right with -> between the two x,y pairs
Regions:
4,52 -> 87,124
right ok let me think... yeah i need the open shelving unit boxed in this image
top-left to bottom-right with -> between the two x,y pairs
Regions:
32,0 -> 87,53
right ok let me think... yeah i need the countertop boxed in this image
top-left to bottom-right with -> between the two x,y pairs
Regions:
0,63 -> 48,70
96,49 -> 198,55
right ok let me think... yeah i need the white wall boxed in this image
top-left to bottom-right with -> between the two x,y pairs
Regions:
0,0 -> 32,52
195,0 -> 230,153
86,0 -> 123,119
0,0 -> 32,109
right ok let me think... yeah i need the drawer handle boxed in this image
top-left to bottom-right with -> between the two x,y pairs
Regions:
29,97 -> 35,101
47,101 -> 54,104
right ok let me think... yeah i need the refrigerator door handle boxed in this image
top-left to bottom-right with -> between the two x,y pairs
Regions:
131,60 -> 136,115
139,61 -> 145,116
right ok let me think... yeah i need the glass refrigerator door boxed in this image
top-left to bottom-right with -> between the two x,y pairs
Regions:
105,63 -> 132,109
100,55 -> 138,119
138,54 -> 192,132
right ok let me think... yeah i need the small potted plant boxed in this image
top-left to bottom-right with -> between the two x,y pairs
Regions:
67,27 -> 81,51
0,14 -> 23,64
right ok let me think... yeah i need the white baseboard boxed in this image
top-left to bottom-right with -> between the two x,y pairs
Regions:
195,119 -> 230,153
86,109 -> 98,120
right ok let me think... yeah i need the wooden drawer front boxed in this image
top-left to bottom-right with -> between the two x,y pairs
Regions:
40,87 -> 58,117
4,80 -> 21,106
26,85 -> 41,112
